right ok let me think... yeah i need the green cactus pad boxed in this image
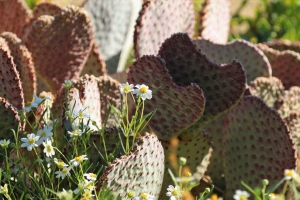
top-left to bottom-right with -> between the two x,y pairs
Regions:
0,0 -> 32,38
1,32 -> 37,104
277,86 -> 300,118
23,5 -> 93,93
127,55 -> 205,140
97,134 -> 164,200
160,132 -> 212,199
83,0 -> 139,73
264,40 -> 300,54
249,77 -> 284,108
198,0 -> 230,44
257,44 -> 300,89
202,114 -> 227,191
0,38 -> 24,110
223,96 -> 296,199
134,0 -> 195,58
158,33 -> 246,139
193,38 -> 272,84
81,43 -> 107,77
68,75 -> 101,129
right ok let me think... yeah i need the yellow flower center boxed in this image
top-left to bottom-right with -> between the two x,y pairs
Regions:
25,101 -> 31,106
285,170 -> 294,177
211,194 -> 218,200
41,131 -> 46,137
39,94 -> 46,98
46,145 -> 52,151
78,112 -> 84,117
90,173 -> 97,179
57,161 -> 65,168
28,138 -> 35,144
124,85 -> 131,92
75,156 -> 82,162
73,130 -> 78,135
240,195 -> 248,200
80,197 -> 88,200
140,193 -> 148,199
172,189 -> 178,195
62,168 -> 68,174
140,86 -> 147,93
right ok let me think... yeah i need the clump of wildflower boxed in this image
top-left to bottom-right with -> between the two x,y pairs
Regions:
21,133 -> 40,151
70,155 -> 88,167
64,80 -> 72,89
166,185 -> 181,200
0,139 -> 10,149
84,173 -> 97,181
36,126 -> 53,145
43,139 -> 55,157
134,193 -> 154,200
133,84 -> 152,100
233,190 -> 250,200
120,82 -> 134,93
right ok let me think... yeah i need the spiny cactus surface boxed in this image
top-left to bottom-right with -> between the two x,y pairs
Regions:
98,134 -> 164,200
127,55 -> 205,140
199,0 -> 230,44
0,38 -> 24,110
134,0 -> 195,58
158,33 -> 246,139
264,40 -> 300,54
24,5 -> 93,93
277,86 -> 300,118
1,32 -> 36,104
193,38 -> 272,84
223,96 -> 296,199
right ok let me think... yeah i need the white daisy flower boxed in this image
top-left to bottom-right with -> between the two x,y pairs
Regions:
70,155 -> 88,167
120,82 -> 134,93
36,126 -> 53,145
284,169 -> 299,180
166,185 -> 181,200
21,133 -> 40,151
55,167 -> 71,179
0,139 -> 10,149
43,140 -> 55,158
233,190 -> 250,200
68,128 -> 83,138
73,109 -> 89,119
84,173 -> 97,181
0,184 -> 8,194
133,84 -> 152,100
54,159 -> 69,169
73,181 -> 85,194
134,193 -> 154,200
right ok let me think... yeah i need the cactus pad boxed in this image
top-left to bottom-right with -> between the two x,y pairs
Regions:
81,43 -> 107,77
249,77 -> 284,108
127,55 -> 205,140
97,134 -> 164,200
193,38 -> 271,84
257,44 -> 300,89
285,112 -> 300,152
160,132 -> 212,199
0,38 -> 24,110
277,87 -> 300,118
223,96 -> 296,199
199,0 -> 230,44
0,0 -> 32,38
1,32 -> 36,104
264,40 -> 300,54
23,6 -> 93,93
134,0 -> 195,58
83,0 -> 137,73
158,33 -> 246,139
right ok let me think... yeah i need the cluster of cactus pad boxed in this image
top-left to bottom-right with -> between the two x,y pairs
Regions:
1,0 -> 300,199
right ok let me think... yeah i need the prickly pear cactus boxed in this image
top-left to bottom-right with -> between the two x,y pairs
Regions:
199,0 -> 230,44
249,77 -> 284,108
160,132 -> 212,199
0,0 -> 32,38
0,38 -> 24,110
223,96 -> 296,199
23,5 -> 93,93
264,40 -> 300,54
1,32 -> 36,104
134,0 -> 195,58
158,33 -> 246,139
83,0 -> 142,73
277,87 -> 300,118
285,112 -> 300,150
97,134 -> 164,200
257,44 -> 300,89
127,55 -> 205,140
193,38 -> 272,84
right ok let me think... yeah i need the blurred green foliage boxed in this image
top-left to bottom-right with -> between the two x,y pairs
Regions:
25,0 -> 38,9
230,0 -> 300,43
